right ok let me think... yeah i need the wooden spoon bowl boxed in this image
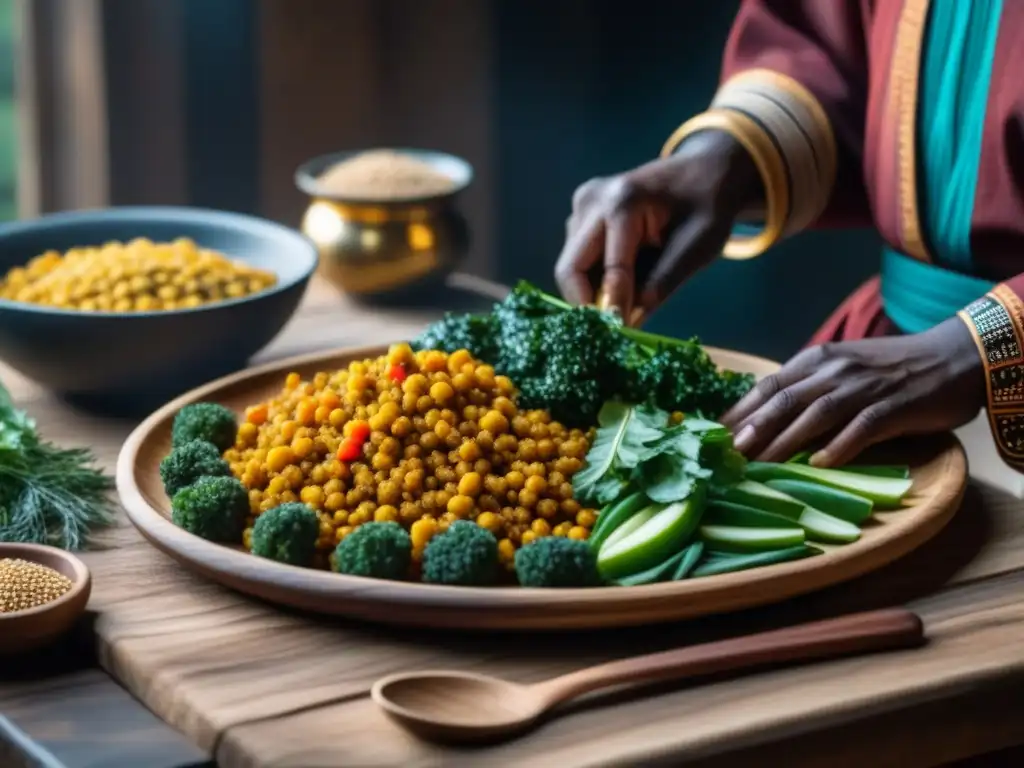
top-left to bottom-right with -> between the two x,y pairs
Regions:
0,543 -> 91,655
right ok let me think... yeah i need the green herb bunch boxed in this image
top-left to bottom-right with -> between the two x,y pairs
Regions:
0,380 -> 116,550
413,281 -> 754,427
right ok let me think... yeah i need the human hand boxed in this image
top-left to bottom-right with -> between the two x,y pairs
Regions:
555,130 -> 759,320
720,317 -> 986,466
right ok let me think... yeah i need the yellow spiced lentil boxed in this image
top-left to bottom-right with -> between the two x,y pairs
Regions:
0,558 -> 73,614
0,237 -> 276,312
225,344 -> 596,572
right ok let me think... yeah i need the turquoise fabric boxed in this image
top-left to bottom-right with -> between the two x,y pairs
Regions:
881,0 -> 1003,332
881,247 -> 994,334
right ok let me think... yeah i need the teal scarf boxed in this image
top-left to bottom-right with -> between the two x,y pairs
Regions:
881,0 -> 1003,334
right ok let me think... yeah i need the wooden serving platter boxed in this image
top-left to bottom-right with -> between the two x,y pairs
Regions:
116,344 -> 968,630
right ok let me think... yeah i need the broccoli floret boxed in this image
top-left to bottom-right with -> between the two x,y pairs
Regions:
170,475 -> 248,542
645,343 -> 755,418
515,307 -> 626,426
171,403 -> 238,451
407,281 -> 754,424
332,522 -> 412,580
251,502 -> 319,567
514,537 -> 602,587
159,439 -> 231,497
421,520 -> 498,586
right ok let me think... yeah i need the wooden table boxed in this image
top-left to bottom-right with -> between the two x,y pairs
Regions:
3,276 -> 1024,768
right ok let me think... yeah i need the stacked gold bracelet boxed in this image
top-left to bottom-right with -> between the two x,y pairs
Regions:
661,70 -> 837,260
660,109 -> 790,259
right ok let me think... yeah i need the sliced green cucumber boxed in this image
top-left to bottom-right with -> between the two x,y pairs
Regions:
763,479 -> 874,524
671,541 -> 705,580
705,500 -> 798,529
600,503 -> 661,553
614,548 -> 688,586
797,506 -> 861,544
711,486 -> 860,543
746,462 -> 912,508
840,464 -> 911,479
589,491 -> 649,551
698,524 -> 805,553
691,545 -> 820,578
597,489 -> 706,581
711,479 -> 805,518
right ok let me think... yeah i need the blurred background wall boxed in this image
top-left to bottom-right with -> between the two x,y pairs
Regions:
9,0 -> 880,361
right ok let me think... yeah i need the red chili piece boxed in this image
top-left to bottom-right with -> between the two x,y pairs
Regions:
387,363 -> 408,383
337,438 -> 361,462
349,420 -> 371,444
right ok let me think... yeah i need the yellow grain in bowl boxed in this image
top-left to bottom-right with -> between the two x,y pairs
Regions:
0,558 -> 73,614
0,237 -> 277,312
316,150 -> 456,200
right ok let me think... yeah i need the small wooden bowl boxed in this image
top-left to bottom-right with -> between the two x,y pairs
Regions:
0,543 -> 91,655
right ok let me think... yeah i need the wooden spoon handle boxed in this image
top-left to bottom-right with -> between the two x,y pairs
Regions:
533,608 -> 924,706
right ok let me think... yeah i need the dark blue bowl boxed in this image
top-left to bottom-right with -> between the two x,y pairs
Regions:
0,207 -> 318,415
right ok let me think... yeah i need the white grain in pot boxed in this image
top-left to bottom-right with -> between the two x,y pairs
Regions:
317,150 -> 456,200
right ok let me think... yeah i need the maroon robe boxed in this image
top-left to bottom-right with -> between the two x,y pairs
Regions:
702,0 -> 1024,467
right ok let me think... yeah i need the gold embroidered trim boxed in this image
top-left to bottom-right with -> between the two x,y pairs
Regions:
959,285 -> 1024,463
890,0 -> 933,262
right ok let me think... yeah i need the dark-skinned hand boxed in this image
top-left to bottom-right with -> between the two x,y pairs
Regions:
555,130 -> 760,320
720,317 -> 986,467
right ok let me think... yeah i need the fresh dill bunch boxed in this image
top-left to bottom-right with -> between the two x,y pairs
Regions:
0,380 -> 117,550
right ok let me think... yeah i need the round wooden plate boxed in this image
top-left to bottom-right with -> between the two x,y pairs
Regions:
117,344 -> 967,631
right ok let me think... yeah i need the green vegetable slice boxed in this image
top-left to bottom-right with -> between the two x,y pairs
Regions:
783,452 -> 908,479
711,479 -> 805,518
691,545 -> 820,578
589,490 -> 650,551
796,506 -> 861,544
746,462 -> 912,508
763,479 -> 874,524
705,500 -> 798,529
614,548 -> 689,586
671,541 -> 705,580
706,498 -> 860,544
599,503 -> 662,553
573,403 -> 666,505
838,464 -> 911,479
698,524 -> 805,553
597,489 -> 706,581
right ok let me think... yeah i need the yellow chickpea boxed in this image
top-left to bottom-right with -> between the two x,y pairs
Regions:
475,510 -> 502,534
576,509 -> 597,528
374,505 -> 399,523
429,381 -> 454,403
410,517 -> 438,549
447,494 -> 474,518
505,471 -> 525,491
553,522 -> 573,537
497,538 -> 516,564
536,498 -> 559,519
524,475 -> 547,495
266,446 -> 295,473
479,410 -> 509,435
300,485 -> 325,509
457,472 -> 483,497
567,526 -> 588,541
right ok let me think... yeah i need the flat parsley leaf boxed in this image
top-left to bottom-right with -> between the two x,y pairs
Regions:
572,402 -> 667,505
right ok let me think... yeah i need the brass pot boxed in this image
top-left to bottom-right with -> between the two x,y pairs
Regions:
295,149 -> 472,299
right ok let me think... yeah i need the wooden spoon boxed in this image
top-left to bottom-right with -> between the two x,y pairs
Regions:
372,607 -> 923,744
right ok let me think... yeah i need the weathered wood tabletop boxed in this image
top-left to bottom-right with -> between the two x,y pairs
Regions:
3,276 -> 1024,768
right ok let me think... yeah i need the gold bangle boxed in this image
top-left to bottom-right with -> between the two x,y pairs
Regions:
660,109 -> 790,259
